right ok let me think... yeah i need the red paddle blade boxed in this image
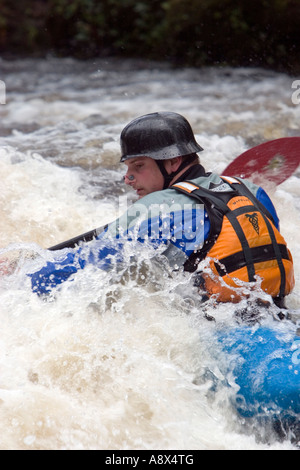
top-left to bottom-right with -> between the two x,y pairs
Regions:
222,137 -> 300,185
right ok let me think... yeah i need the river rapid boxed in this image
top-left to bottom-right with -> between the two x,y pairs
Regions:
0,57 -> 300,450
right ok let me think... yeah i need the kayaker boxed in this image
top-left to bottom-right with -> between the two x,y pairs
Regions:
27,112 -> 295,305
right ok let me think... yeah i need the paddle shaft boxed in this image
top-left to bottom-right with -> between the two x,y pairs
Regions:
48,226 -> 107,251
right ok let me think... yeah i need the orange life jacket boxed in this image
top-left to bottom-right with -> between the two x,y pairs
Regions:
172,177 -> 295,303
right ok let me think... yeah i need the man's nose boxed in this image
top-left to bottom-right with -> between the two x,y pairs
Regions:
124,174 -> 135,183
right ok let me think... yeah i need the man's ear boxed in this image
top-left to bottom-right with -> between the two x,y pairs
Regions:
165,156 -> 182,174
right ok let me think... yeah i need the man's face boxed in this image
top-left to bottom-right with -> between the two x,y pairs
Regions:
124,157 -> 164,198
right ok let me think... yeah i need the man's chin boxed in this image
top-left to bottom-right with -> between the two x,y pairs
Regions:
136,189 -> 146,198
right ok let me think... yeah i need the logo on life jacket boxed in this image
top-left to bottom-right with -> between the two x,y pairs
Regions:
245,213 -> 259,234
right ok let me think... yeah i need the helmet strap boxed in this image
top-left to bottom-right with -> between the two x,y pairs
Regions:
156,160 -> 172,189
156,159 -> 193,189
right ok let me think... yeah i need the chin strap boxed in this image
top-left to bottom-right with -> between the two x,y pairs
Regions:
156,159 -> 192,189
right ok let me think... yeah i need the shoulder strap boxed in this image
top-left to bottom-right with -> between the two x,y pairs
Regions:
171,179 -> 238,270
171,180 -> 232,214
223,176 -> 276,226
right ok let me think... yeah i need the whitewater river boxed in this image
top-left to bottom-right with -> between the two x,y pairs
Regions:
0,57 -> 300,450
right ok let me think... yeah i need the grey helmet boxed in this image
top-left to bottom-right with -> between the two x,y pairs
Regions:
120,112 -> 203,162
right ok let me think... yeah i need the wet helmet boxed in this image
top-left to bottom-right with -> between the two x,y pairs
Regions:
120,112 -> 203,162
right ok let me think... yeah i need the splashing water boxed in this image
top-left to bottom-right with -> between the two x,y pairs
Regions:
0,58 -> 299,449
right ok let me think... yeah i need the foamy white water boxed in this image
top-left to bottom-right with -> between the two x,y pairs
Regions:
0,57 -> 299,450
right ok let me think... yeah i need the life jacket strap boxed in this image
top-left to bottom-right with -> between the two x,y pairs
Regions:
224,208 -> 256,282
216,243 -> 290,276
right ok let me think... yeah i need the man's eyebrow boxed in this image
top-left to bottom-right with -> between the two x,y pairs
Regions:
128,158 -> 146,164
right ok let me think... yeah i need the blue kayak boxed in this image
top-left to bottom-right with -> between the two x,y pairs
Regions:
216,323 -> 300,437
